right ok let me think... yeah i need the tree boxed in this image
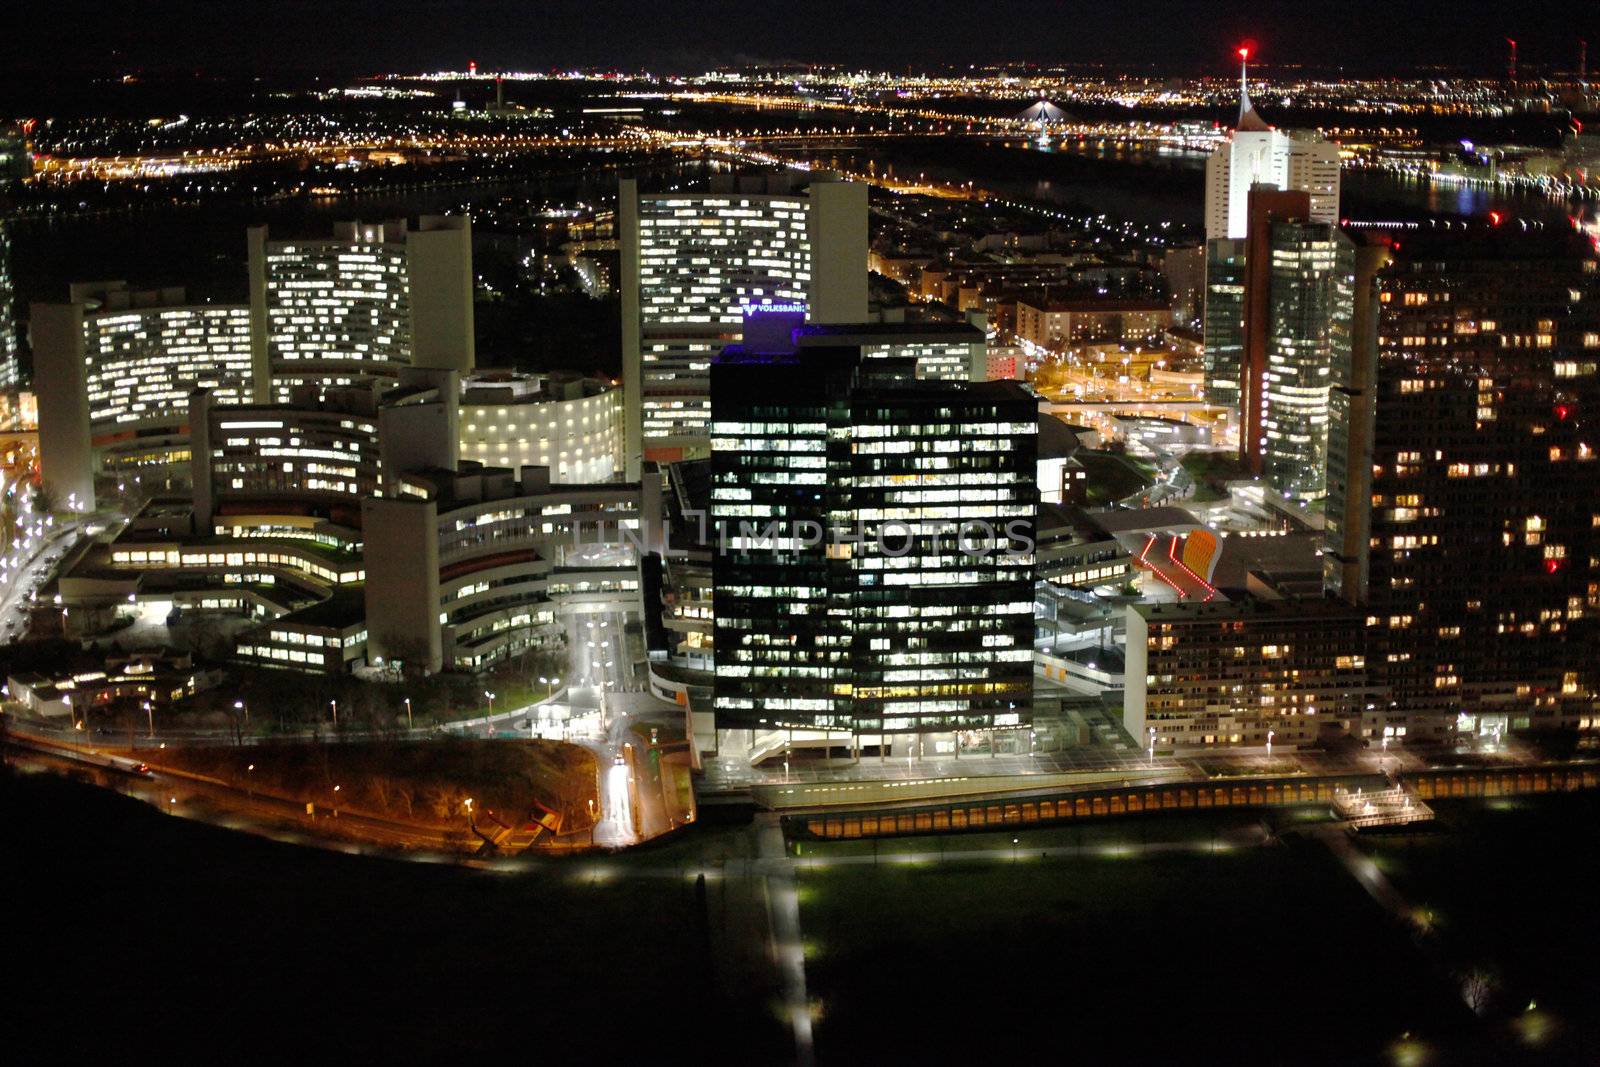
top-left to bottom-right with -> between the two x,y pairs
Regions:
1459,966 -> 1498,1015
28,482 -> 58,518
383,636 -> 436,684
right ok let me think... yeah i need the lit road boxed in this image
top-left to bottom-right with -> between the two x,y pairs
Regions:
2,732 -> 471,853
593,747 -> 638,848
0,515 -> 82,641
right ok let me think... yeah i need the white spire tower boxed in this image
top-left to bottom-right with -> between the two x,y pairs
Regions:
1202,44 -> 1340,241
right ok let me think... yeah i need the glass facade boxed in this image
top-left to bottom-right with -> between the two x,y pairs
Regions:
1261,223 -> 1354,499
710,337 -> 1037,737
1202,238 -> 1246,412
0,220 -> 17,388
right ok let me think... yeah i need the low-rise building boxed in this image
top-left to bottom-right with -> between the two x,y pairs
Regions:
1015,296 -> 1169,351
1124,598 -> 1378,749
7,648 -> 219,719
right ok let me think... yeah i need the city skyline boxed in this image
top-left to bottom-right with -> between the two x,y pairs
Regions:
2,1 -> 1596,82
4,14 -> 1600,1065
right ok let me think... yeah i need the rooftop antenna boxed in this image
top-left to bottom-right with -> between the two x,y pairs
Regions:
1581,39 -> 1589,83
1506,38 -> 1517,85
1236,44 -> 1270,131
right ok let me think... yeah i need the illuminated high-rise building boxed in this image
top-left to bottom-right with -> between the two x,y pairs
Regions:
0,219 -> 18,389
619,172 -> 868,477
29,283 -> 254,492
1325,226 -> 1600,739
1203,49 -> 1340,243
249,215 -> 474,403
0,125 -> 27,389
1255,216 -> 1354,499
1202,239 -> 1247,414
1204,188 -> 1353,499
1203,49 -> 1345,469
709,311 -> 1036,751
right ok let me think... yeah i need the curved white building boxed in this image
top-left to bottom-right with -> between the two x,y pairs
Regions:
458,372 -> 624,484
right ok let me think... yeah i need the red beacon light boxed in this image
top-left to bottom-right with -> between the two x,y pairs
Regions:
1545,559 -> 1563,575
1556,404 -> 1572,421
1489,211 -> 1504,226
1238,45 -> 1252,61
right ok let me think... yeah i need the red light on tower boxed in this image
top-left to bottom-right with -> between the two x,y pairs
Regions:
1556,404 -> 1572,421
1545,559 -> 1563,575
1237,45 -> 1252,61
1489,210 -> 1503,226
469,60 -> 478,77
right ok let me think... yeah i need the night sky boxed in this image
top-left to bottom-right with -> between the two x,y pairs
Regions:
3,0 -> 1596,78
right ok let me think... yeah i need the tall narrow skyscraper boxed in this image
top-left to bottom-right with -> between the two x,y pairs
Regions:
1209,187 -> 1354,498
0,219 -> 17,389
1255,214 -> 1354,498
1203,49 -> 1346,490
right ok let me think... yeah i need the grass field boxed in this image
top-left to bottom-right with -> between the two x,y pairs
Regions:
1076,450 -> 1157,505
1356,795 -> 1600,1047
797,808 -> 1592,1064
0,770 -> 788,1064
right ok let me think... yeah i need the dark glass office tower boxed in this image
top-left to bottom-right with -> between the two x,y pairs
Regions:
710,312 -> 1037,743
1202,238 -> 1246,414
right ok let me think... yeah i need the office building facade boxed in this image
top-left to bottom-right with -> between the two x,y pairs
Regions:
1202,58 -> 1340,243
1326,228 -> 1600,737
1206,189 -> 1353,499
619,172 -> 868,476
249,215 -> 474,403
1257,220 -> 1354,498
457,372 -> 625,483
710,312 -> 1036,746
0,219 -> 18,389
76,282 -> 253,483
1125,599 -> 1373,748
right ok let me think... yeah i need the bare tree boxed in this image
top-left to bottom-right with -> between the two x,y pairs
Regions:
1459,966 -> 1498,1015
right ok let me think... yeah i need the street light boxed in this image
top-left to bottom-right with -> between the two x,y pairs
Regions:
332,784 -> 341,817
404,697 -> 413,729
1148,726 -> 1156,764
330,699 -> 338,727
144,700 -> 154,738
1266,729 -> 1275,761
485,690 -> 496,717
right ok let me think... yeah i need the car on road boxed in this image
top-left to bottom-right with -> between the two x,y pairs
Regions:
613,754 -> 627,767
